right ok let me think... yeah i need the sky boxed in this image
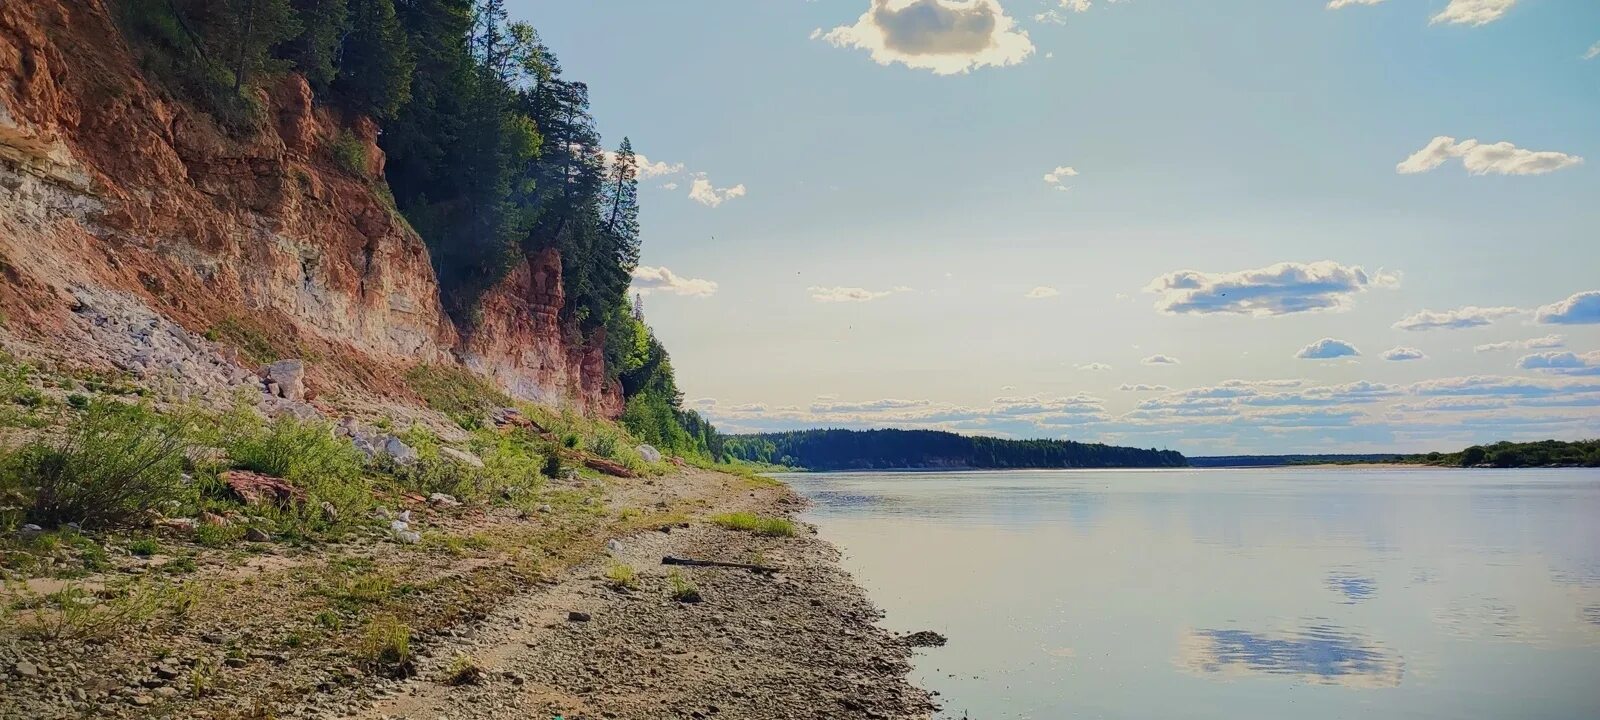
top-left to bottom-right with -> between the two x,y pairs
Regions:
519,0 -> 1600,455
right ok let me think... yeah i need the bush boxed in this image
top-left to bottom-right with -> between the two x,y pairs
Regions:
331,130 -> 369,177
710,512 -> 796,537
0,401 -> 193,529
223,414 -> 369,531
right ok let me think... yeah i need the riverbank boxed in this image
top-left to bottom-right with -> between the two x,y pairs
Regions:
0,467 -> 935,719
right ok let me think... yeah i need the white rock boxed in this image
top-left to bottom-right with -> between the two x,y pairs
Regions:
439,447 -> 485,468
635,444 -> 663,463
381,435 -> 418,465
428,493 -> 461,508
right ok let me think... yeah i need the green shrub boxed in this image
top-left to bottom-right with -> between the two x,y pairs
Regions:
223,414 -> 369,532
0,401 -> 193,529
128,538 -> 161,557
360,614 -> 413,675
710,512 -> 796,537
331,130 -> 369,177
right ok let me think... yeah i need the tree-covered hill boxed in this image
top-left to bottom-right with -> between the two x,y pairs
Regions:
1411,439 -> 1600,468
723,429 -> 1186,471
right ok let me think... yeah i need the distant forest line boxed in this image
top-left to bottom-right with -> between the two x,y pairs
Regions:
1195,440 -> 1600,469
722,429 -> 1187,471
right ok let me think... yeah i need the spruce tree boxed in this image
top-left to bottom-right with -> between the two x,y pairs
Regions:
333,0 -> 414,119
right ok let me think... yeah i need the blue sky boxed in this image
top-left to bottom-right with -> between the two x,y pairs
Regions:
519,0 -> 1600,454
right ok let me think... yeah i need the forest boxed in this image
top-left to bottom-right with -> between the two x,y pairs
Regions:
723,429 -> 1188,471
111,0 -> 722,459
1412,439 -> 1600,468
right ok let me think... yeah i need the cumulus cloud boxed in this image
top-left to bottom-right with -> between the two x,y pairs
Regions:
1517,351 -> 1600,377
1034,9 -> 1066,24
1025,286 -> 1060,299
1397,136 -> 1582,176
1430,0 -> 1517,26
1076,362 -> 1112,371
1146,261 -> 1398,317
1535,290 -> 1600,325
1409,375 -> 1600,398
1327,0 -> 1384,8
1120,384 -> 1170,392
630,266 -> 718,297
1586,42 -> 1600,61
1475,335 -> 1564,352
1392,306 -> 1520,331
1297,338 -> 1360,360
807,286 -> 907,302
1382,347 -> 1426,361
1142,354 -> 1180,365
1043,166 -> 1077,191
816,0 -> 1035,75
687,173 -> 747,207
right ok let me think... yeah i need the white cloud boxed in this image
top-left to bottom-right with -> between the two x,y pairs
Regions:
1410,375 -> 1600,398
1119,384 -> 1170,392
808,286 -> 907,302
1076,362 -> 1112,371
1025,286 -> 1060,299
1397,136 -> 1582,176
1429,0 -> 1517,26
1146,261 -> 1398,317
1392,306 -> 1520,331
1535,290 -> 1600,325
1475,335 -> 1564,352
1586,42 -> 1600,61
817,0 -> 1035,75
630,266 -> 718,297
1382,347 -> 1427,361
1297,338 -> 1360,360
660,182 -> 679,190
1517,351 -> 1600,377
601,150 -> 684,180
1034,10 -> 1066,24
687,173 -> 747,207
1327,0 -> 1384,8
1142,354 -> 1180,365
1043,165 -> 1077,189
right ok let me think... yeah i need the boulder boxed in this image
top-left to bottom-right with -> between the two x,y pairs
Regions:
439,446 -> 485,468
635,444 -> 662,463
427,493 -> 461,508
222,470 -> 308,507
260,359 -> 307,401
381,435 -> 418,465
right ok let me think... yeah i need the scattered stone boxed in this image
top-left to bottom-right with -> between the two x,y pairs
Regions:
567,611 -> 592,622
439,446 -> 485,468
320,501 -> 338,523
899,630 -> 947,648
153,686 -> 179,699
537,504 -> 553,514
17,523 -> 44,539
152,663 -> 181,680
223,658 -> 247,669
244,527 -> 272,543
131,695 -> 154,707
157,517 -> 197,534
14,660 -> 39,678
201,632 -> 226,645
427,493 -> 461,508
201,511 -> 230,528
381,435 -> 418,465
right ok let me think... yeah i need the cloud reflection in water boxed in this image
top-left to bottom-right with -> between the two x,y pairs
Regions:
1177,624 -> 1404,688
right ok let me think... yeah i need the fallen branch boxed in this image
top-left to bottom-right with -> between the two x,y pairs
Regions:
661,555 -> 780,574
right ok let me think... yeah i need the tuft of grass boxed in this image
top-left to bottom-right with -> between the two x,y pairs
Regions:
188,658 -> 221,699
0,400 -> 194,529
443,653 -> 483,686
128,538 -> 161,557
14,580 -> 185,640
330,130 -> 369,177
359,614 -> 413,676
403,365 -> 510,430
604,563 -> 638,591
710,512 -> 796,537
667,571 -> 701,603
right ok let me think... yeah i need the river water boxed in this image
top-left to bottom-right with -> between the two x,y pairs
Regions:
779,468 -> 1600,719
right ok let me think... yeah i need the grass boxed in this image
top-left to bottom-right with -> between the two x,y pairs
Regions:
667,571 -> 702,603
205,316 -> 284,366
330,130 -> 369,178
128,538 -> 161,557
403,364 -> 510,430
359,614 -> 413,676
710,512 -> 797,537
11,579 -> 190,640
221,412 -> 370,536
443,653 -> 484,686
604,563 -> 638,591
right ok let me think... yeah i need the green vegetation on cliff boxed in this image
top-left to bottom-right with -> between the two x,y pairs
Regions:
724,429 -> 1186,471
112,0 -> 717,451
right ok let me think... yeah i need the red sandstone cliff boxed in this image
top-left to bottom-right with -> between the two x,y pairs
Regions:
0,1 -> 621,416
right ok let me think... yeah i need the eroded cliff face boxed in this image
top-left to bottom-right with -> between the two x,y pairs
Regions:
0,0 -> 620,416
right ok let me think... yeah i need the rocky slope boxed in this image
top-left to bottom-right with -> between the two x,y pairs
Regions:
0,0 -> 621,416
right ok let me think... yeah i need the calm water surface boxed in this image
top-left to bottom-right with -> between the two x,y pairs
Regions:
779,468 -> 1600,719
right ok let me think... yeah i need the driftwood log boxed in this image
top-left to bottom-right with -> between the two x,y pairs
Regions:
661,555 -> 780,574
584,457 -> 638,478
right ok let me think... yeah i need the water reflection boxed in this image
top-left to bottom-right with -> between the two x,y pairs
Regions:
1177,624 -> 1404,688
1326,571 -> 1377,603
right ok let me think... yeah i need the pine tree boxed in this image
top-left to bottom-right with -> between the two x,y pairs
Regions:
208,0 -> 302,92
333,0 -> 414,119
282,0 -> 349,91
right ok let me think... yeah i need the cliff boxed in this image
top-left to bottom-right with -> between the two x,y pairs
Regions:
0,0 -> 621,416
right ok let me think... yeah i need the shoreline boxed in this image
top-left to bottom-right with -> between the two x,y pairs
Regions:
1,469 -> 936,720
